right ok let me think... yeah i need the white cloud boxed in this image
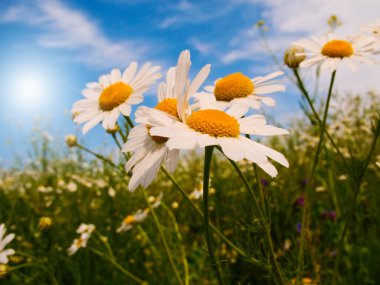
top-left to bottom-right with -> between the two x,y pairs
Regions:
1,0 -> 150,68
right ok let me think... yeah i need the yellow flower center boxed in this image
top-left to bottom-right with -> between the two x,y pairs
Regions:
321,40 -> 354,58
99,82 -> 133,111
123,215 -> 135,225
187,109 -> 240,137
149,98 -> 179,144
214,73 -> 254,102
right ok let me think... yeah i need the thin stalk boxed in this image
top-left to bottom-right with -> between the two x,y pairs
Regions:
160,167 -> 264,267
142,189 -> 184,285
297,70 -> 336,281
89,247 -> 144,284
162,203 -> 190,285
76,143 -> 123,173
225,154 -> 285,285
332,115 -> 380,284
203,146 -> 224,285
293,69 -> 349,170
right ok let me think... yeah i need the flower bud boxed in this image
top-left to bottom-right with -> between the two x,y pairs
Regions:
65,135 -> 77,148
284,45 -> 305,68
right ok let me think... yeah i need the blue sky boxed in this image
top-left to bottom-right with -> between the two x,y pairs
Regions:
0,0 -> 379,165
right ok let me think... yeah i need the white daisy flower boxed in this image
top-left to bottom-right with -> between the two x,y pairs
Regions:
116,209 -> 149,233
363,19 -> 380,53
122,50 -> 210,192
201,71 -> 285,115
148,92 -> 289,177
296,34 -> 375,72
76,223 -> 96,235
72,62 -> 161,134
0,224 -> 15,264
67,236 -> 90,256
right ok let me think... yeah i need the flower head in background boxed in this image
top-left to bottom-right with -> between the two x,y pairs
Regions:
0,224 -> 15,264
123,50 -> 210,191
296,34 -> 375,72
363,19 -> 380,53
201,71 -> 285,115
68,224 -> 95,256
65,134 -> 77,148
149,92 -> 289,177
38,217 -> 53,230
284,45 -> 306,68
72,63 -> 161,134
116,209 -> 149,233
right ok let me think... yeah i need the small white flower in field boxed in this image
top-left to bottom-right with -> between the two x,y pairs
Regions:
284,45 -> 306,68
0,224 -> 15,264
338,174 -> 348,181
65,134 -> 77,147
201,70 -> 285,114
171,201 -> 179,209
108,187 -> 116,197
123,50 -> 210,191
66,181 -> 78,192
283,239 -> 292,251
296,34 -> 375,72
190,183 -> 203,200
116,209 -> 149,233
67,236 -> 89,256
72,62 -> 161,134
37,185 -> 52,193
315,186 -> 326,192
76,224 -> 95,235
149,92 -> 289,177
150,192 -> 163,208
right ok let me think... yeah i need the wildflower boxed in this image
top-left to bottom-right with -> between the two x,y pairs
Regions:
148,91 -> 289,177
65,135 -> 77,148
67,235 -> 90,256
327,15 -> 342,31
66,181 -> 78,192
0,224 -> 15,264
190,183 -> 203,200
116,209 -> 149,233
296,34 -> 375,71
108,187 -> 116,197
283,239 -> 292,251
338,174 -> 348,181
171,202 -> 179,209
290,277 -> 317,285
38,217 -> 53,230
315,186 -> 326,192
294,196 -> 305,207
201,70 -> 285,114
123,50 -> 210,191
72,62 -> 161,134
76,224 -> 95,235
284,45 -> 306,68
0,264 -> 9,278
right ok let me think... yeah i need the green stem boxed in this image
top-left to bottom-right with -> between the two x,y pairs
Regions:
162,203 -> 190,285
76,144 -> 123,173
89,247 -> 144,284
293,69 -> 349,170
332,115 -> 380,284
203,146 -> 224,285
225,154 -> 285,285
142,189 -> 184,285
297,70 -> 336,281
160,167 -> 264,267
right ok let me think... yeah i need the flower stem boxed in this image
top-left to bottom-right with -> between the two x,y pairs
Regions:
332,114 -> 380,284
297,70 -> 336,281
225,154 -> 285,285
203,146 -> 225,285
142,189 -> 184,285
89,247 -> 144,284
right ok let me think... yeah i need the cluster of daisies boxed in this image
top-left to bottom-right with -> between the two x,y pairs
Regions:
285,19 -> 380,71
72,50 -> 290,192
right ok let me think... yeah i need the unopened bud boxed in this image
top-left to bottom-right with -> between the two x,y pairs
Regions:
65,135 -> 77,148
284,45 -> 305,68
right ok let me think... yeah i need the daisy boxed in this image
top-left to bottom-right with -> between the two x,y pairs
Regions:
363,19 -> 380,53
0,224 -> 15,264
116,193 -> 162,233
76,223 -> 96,236
147,92 -> 289,177
296,34 -> 375,72
122,50 -> 210,192
72,62 -> 161,134
67,236 -> 90,256
201,70 -> 285,115
116,209 -> 149,233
